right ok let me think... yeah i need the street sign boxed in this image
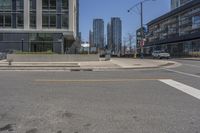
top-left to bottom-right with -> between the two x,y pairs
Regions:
140,40 -> 145,47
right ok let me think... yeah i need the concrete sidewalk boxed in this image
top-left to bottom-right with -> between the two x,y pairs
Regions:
80,58 -> 180,70
0,58 -> 179,71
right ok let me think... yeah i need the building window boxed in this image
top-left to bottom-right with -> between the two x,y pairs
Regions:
42,0 -> 69,29
2,0 -> 12,10
17,13 -> 23,27
5,14 -> 11,27
0,15 -> 3,27
42,0 -> 56,10
16,0 -> 24,10
30,14 -> 36,28
62,12 -> 68,28
0,0 -> 13,28
42,14 -> 49,28
50,15 -> 56,27
192,16 -> 200,29
30,0 -> 36,28
62,0 -> 69,9
50,0 -> 56,9
42,0 -> 49,9
61,0 -> 69,29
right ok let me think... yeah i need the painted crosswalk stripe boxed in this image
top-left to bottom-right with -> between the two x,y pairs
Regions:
160,79 -> 200,100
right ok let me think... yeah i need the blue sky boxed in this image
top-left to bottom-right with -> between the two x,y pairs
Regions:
79,0 -> 170,42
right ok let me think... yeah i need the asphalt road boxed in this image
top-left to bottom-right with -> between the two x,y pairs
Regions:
0,59 -> 199,133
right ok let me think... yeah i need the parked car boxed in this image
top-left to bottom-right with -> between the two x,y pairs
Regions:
152,51 -> 170,59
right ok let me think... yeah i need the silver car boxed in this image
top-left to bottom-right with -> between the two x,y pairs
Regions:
152,51 -> 170,59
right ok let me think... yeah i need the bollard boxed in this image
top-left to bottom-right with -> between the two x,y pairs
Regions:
8,59 -> 13,66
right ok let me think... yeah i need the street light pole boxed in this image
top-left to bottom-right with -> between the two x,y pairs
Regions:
21,39 -> 24,52
128,0 -> 156,59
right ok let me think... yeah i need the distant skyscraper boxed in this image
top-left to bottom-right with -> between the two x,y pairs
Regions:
89,30 -> 94,47
110,17 -> 122,55
107,23 -> 111,49
171,0 -> 193,10
93,19 -> 104,49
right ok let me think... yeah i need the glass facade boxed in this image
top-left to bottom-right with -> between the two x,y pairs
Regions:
171,0 -> 193,10
93,19 -> 104,49
146,1 -> 200,56
0,0 -> 69,29
30,0 -> 36,28
147,5 -> 200,43
30,33 -> 54,52
0,0 -> 76,54
0,0 -> 24,28
42,0 -> 69,29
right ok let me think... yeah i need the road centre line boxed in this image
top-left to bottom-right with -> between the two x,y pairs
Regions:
160,79 -> 200,100
35,78 -> 170,83
163,68 -> 200,78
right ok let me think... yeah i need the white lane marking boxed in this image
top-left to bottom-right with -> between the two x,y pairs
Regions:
164,68 -> 200,78
160,79 -> 200,100
184,64 -> 200,68
0,70 -> 71,72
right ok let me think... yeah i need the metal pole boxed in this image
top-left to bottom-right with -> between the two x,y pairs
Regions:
140,2 -> 144,59
130,37 -> 131,55
21,39 -> 24,52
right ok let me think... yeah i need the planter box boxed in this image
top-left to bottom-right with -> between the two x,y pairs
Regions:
7,54 -> 99,62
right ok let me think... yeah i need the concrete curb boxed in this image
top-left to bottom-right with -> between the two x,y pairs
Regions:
0,61 -> 177,71
0,66 -> 166,71
177,58 -> 200,61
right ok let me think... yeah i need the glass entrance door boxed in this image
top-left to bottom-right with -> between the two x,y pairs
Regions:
31,41 -> 53,52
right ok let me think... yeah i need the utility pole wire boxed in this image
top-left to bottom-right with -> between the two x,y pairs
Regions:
127,0 -> 156,14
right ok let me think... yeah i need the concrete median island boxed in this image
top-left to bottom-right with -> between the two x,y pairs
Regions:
0,56 -> 180,71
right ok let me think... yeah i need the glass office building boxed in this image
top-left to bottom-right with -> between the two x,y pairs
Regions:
0,0 -> 77,53
93,19 -> 104,50
146,0 -> 200,56
110,17 -> 122,55
171,0 -> 193,10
